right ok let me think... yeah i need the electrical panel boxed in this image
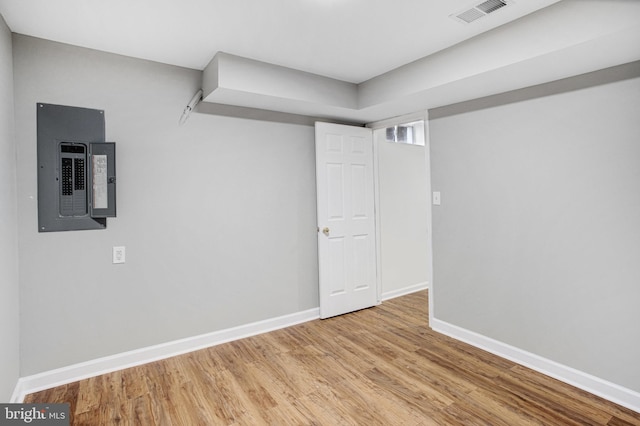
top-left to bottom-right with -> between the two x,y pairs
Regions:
59,143 -> 88,217
37,103 -> 116,232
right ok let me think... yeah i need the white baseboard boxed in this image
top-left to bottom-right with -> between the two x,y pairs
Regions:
382,282 -> 429,301
431,318 -> 640,414
13,307 -> 320,403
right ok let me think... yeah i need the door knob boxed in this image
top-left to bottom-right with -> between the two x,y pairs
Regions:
322,227 -> 330,235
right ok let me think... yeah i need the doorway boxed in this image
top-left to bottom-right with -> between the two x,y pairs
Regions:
315,114 -> 432,318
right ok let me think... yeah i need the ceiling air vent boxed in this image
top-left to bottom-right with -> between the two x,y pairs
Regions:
451,0 -> 512,24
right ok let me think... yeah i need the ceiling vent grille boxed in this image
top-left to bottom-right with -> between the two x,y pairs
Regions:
451,0 -> 511,24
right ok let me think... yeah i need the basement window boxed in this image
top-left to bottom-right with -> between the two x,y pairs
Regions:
385,120 -> 425,146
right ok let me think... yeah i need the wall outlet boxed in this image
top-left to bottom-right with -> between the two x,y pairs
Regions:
113,246 -> 126,264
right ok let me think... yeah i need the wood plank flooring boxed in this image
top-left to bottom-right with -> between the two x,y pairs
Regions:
25,291 -> 640,425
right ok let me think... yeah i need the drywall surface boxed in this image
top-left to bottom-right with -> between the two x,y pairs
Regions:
430,63 -> 640,392
375,130 -> 430,297
13,35 -> 318,375
0,14 -> 19,402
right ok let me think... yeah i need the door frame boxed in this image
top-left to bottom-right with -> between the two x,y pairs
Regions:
365,110 -> 434,321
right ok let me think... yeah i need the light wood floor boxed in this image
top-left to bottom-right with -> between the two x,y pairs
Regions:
25,291 -> 640,425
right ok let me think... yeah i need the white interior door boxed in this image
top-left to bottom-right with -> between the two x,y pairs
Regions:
315,122 -> 379,319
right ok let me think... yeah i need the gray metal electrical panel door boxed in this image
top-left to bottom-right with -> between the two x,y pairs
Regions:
89,142 -> 117,218
37,103 -> 117,232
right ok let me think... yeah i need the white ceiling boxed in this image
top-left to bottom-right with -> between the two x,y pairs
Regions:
0,0 -> 561,83
2,0 -> 639,123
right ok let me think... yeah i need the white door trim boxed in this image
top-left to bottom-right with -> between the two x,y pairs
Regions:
422,110 -> 435,325
372,131 -> 383,305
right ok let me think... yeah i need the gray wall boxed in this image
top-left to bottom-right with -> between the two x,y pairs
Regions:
13,35 -> 319,376
430,62 -> 640,392
375,129 -> 430,297
0,14 -> 19,402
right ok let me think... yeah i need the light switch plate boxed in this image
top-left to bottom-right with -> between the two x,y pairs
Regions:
113,246 -> 126,264
433,192 -> 441,205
